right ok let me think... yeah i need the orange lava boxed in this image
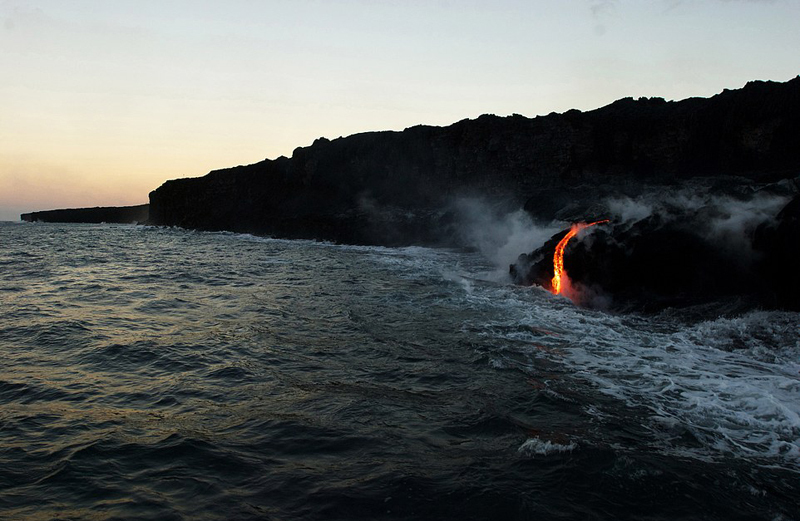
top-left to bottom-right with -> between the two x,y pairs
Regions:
551,220 -> 609,295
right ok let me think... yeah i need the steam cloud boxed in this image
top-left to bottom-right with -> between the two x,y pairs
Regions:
451,197 -> 561,276
604,189 -> 791,265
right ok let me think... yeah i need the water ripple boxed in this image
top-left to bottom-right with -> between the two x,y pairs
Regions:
0,222 -> 798,521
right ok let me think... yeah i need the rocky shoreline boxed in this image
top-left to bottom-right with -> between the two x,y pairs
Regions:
20,204 -> 149,225
20,77 -> 800,311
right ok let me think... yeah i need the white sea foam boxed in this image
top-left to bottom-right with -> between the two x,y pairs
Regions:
551,309 -> 798,466
518,437 -> 578,457
455,268 -> 800,470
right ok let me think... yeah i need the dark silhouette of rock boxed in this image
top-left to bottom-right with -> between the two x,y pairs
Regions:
511,190 -> 800,312
753,194 -> 800,310
20,204 -> 149,224
149,77 -> 800,245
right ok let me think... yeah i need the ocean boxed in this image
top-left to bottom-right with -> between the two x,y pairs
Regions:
1,221 -> 798,520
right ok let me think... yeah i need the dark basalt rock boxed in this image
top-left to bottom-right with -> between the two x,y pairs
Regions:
511,193 -> 800,312
21,204 -> 149,224
149,77 -> 800,245
753,194 -> 800,310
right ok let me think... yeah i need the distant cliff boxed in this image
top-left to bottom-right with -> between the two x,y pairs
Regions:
149,77 -> 800,245
21,204 -> 149,224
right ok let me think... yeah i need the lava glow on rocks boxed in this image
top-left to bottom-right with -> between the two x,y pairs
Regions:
551,220 -> 609,295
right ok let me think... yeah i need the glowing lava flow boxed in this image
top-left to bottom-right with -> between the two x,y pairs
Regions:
551,219 -> 609,295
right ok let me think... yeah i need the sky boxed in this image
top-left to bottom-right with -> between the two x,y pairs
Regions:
1,0 -> 798,221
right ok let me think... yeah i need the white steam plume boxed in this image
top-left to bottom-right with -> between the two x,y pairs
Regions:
605,188 -> 791,266
452,197 -> 561,276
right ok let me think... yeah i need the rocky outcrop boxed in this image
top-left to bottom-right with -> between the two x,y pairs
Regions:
21,204 -> 149,224
753,194 -> 800,310
510,188 -> 800,312
149,77 -> 800,245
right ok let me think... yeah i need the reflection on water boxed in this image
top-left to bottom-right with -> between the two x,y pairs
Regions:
0,223 -> 798,521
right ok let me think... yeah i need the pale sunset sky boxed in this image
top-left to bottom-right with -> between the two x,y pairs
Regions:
1,0 -> 798,221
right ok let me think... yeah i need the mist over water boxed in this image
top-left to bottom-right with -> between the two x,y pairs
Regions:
452,197 -> 562,276
1,222 -> 798,520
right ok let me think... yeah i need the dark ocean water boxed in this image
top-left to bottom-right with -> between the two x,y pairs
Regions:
1,222 -> 798,520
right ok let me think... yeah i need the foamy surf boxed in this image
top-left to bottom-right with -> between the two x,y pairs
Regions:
518,437 -> 578,457
465,284 -> 800,470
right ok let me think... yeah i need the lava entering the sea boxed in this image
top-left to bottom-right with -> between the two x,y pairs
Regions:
551,220 -> 609,295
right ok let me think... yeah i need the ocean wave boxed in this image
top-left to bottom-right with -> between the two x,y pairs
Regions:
518,437 -> 578,457
462,280 -> 800,469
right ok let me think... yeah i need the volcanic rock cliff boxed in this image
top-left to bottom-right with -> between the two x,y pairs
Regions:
149,77 -> 800,245
21,204 -> 149,224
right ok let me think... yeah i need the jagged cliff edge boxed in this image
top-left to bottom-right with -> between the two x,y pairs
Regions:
148,77 -> 800,246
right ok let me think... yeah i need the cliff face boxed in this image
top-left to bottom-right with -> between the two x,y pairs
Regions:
149,77 -> 800,245
21,204 -> 149,224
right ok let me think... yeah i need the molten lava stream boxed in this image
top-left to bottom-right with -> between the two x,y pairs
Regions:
551,220 -> 609,295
